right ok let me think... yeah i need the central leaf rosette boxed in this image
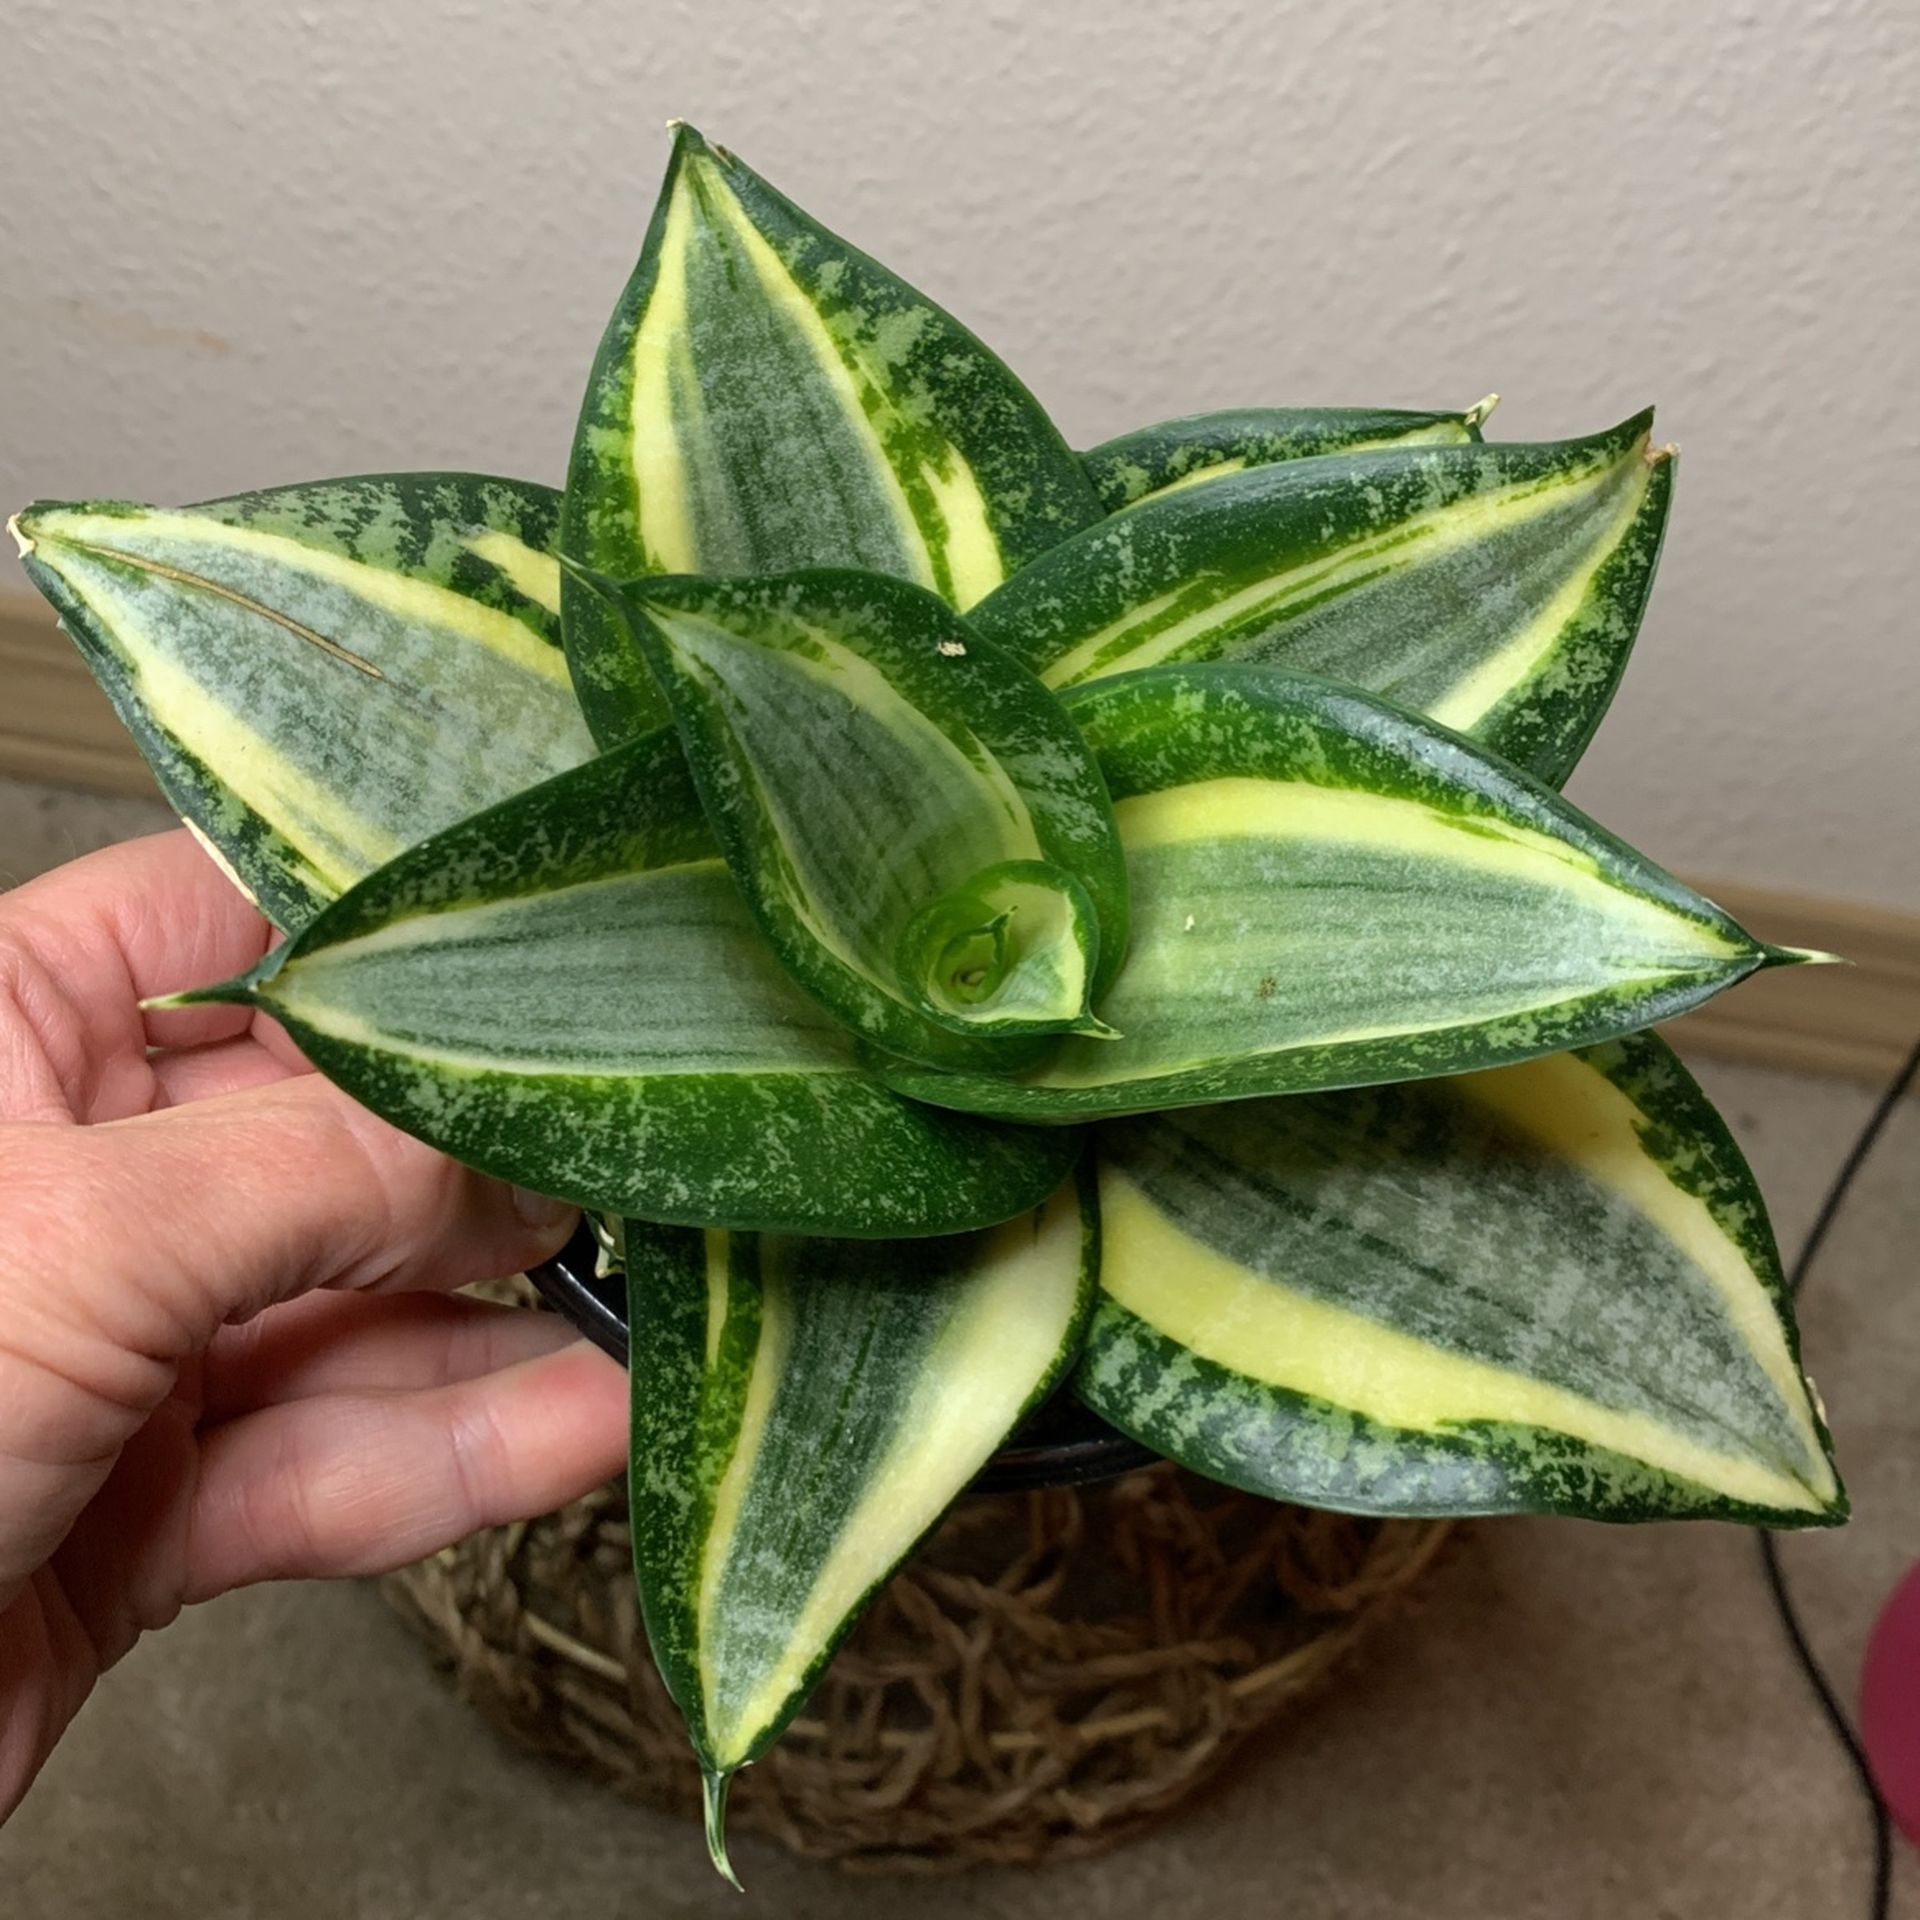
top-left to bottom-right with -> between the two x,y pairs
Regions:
572,565 -> 1130,1071
899,858 -> 1108,1035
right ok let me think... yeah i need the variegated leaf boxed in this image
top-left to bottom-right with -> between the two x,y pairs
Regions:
11,478 -> 592,930
1081,397 -> 1494,512
173,730 -> 1077,1236
875,666 -> 1812,1121
1075,1032 -> 1843,1527
628,1171 -> 1095,1880
585,568 -> 1128,1067
562,123 -> 1102,745
971,412 -> 1674,788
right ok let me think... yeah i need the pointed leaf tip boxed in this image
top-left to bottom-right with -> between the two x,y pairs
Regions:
7,510 -> 33,559
141,977 -> 258,1013
17,477 -> 591,929
980,411 -> 1679,789
236,735 -> 1073,1233
559,127 -> 1100,740
701,1769 -> 743,1890
1076,1033 -> 1843,1525
666,119 -> 725,164
880,667 -> 1789,1120
550,552 -> 617,599
1463,392 -> 1501,430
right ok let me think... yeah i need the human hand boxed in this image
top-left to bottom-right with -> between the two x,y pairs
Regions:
0,830 -> 626,1816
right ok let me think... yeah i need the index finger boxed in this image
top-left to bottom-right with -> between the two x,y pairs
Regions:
0,827 -> 279,1072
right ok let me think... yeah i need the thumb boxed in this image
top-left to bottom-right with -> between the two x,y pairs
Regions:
2,1075 -> 579,1367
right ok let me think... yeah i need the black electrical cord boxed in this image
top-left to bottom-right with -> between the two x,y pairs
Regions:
1760,1029 -> 1920,1920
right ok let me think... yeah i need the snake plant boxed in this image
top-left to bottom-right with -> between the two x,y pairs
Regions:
12,122 -> 1843,1884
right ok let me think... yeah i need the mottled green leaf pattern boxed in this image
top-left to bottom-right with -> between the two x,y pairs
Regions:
974,413 -> 1674,788
175,731 -> 1077,1236
1081,398 -> 1491,512
561,124 -> 1102,745
876,666 -> 1807,1120
12,477 -> 592,929
588,568 -> 1128,1067
1076,1033 -> 1843,1526
627,1173 -> 1095,1876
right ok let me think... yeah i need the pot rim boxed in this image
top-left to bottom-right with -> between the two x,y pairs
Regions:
528,1221 -> 1159,1495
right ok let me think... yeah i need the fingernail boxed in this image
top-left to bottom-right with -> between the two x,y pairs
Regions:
512,1185 -> 579,1232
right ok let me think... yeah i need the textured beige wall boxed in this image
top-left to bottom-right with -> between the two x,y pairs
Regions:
4,0 -> 1915,904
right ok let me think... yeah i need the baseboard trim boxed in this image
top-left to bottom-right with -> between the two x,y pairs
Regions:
1661,884 -> 1920,1087
4,591 -> 1917,1085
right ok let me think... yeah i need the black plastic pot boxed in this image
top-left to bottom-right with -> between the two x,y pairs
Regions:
529,1220 -> 1157,1493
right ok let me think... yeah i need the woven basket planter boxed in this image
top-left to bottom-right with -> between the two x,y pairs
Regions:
382,1462 -> 1452,1872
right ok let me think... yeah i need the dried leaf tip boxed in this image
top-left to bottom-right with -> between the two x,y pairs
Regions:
1648,440 -> 1680,466
6,511 -> 32,559
1774,945 -> 1847,968
702,1769 -> 744,1891
667,121 -> 734,166
1463,392 -> 1501,430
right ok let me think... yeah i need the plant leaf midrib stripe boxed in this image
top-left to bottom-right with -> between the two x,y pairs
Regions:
47,533 -> 386,679
35,503 -> 582,688
40,559 -> 400,889
676,154 -> 966,604
273,1014 -> 863,1082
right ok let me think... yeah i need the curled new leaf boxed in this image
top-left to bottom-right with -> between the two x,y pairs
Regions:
172,731 -> 1078,1237
1081,398 -> 1492,512
11,478 -> 593,929
898,859 -> 1110,1036
561,123 -> 1102,745
1076,1033 -> 1843,1527
973,412 -> 1674,788
627,1172 -> 1095,1880
876,665 -> 1813,1121
581,567 -> 1129,1067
